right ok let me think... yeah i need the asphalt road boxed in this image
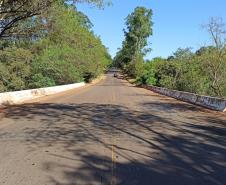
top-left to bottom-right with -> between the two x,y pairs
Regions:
0,73 -> 226,185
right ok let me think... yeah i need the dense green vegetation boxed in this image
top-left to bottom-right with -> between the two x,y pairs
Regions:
0,1 -> 111,92
114,9 -> 226,98
138,47 -> 226,98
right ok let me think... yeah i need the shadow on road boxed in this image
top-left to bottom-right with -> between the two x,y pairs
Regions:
1,103 -> 226,185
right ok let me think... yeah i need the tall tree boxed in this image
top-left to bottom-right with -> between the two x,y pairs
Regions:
201,17 -> 226,97
114,6 -> 153,76
124,7 -> 153,58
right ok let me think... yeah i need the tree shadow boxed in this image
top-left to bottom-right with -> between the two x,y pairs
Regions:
1,103 -> 226,185
141,100 -> 211,113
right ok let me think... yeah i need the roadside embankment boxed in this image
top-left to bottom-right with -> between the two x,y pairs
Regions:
142,85 -> 226,112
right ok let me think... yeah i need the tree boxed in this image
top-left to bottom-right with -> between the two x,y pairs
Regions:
29,3 -> 111,86
114,6 -> 153,77
0,46 -> 33,91
204,17 -> 226,49
0,0 -> 52,38
0,0 -> 109,38
172,47 -> 194,61
0,1 -> 112,92
201,17 -> 226,97
124,7 -> 153,57
131,17 -> 226,98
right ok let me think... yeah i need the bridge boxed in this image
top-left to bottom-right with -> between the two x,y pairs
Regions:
0,73 -> 226,185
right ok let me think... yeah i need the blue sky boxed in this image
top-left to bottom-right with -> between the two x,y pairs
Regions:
77,0 -> 226,59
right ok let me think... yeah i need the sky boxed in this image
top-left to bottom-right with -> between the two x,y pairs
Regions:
76,0 -> 226,59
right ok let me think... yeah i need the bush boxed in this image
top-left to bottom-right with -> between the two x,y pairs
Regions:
29,73 -> 56,88
30,48 -> 83,87
136,69 -> 156,85
0,47 -> 33,91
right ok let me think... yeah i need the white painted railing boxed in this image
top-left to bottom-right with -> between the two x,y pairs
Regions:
0,82 -> 85,105
143,85 -> 226,112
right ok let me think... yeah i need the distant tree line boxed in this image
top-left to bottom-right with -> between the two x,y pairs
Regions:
114,8 -> 226,98
0,0 -> 112,92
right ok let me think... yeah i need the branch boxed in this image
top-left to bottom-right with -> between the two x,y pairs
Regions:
0,12 -> 39,38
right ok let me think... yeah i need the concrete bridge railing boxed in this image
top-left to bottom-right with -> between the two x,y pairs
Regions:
0,82 -> 85,106
142,85 -> 226,112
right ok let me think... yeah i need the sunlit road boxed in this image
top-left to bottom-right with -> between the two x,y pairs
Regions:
0,73 -> 226,185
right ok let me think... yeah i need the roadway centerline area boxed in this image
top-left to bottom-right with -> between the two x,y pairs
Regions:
0,73 -> 226,185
